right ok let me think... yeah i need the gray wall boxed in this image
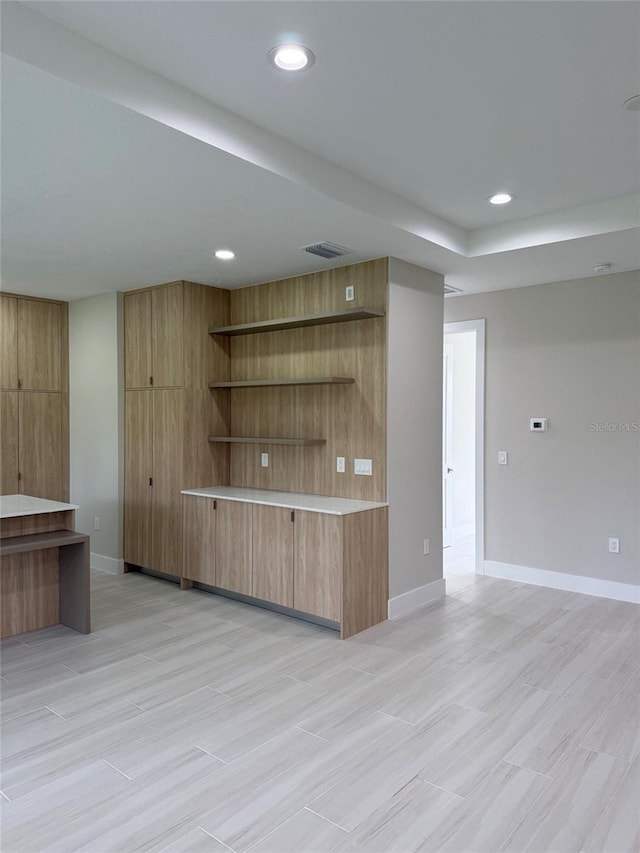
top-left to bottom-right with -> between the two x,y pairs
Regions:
69,291 -> 123,568
445,271 -> 640,586
387,258 -> 444,602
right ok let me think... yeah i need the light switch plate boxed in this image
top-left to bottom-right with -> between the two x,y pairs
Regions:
336,456 -> 345,473
354,458 -> 372,476
345,285 -> 355,302
261,452 -> 269,468
498,451 -> 508,465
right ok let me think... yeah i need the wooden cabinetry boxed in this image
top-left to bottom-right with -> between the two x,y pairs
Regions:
124,283 -> 184,389
0,295 -> 69,500
123,281 -> 229,576
182,492 -> 388,638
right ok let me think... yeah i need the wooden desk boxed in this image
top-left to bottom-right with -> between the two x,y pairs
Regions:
0,495 -> 90,638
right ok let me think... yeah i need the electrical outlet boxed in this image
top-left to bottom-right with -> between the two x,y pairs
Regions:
498,451 -> 508,465
261,452 -> 269,468
345,285 -> 355,302
93,516 -> 100,531
354,458 -> 372,476
609,537 -> 620,554
423,538 -> 430,555
336,456 -> 345,473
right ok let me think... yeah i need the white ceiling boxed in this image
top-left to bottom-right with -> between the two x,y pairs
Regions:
2,1 -> 639,301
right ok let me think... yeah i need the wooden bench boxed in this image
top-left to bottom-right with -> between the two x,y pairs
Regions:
1,530 -> 91,635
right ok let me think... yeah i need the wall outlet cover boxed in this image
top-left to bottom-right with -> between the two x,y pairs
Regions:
345,285 -> 355,302
261,452 -> 269,468
423,538 -> 430,555
609,538 -> 620,554
530,418 -> 548,432
336,456 -> 346,473
354,458 -> 373,476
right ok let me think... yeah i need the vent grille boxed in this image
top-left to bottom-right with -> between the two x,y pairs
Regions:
303,241 -> 353,260
444,284 -> 463,295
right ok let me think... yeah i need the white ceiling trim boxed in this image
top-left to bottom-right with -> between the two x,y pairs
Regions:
3,1 -> 636,263
469,194 -> 640,257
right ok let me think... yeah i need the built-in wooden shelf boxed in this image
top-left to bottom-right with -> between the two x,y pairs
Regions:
209,306 -> 385,337
208,436 -> 326,447
208,376 -> 355,389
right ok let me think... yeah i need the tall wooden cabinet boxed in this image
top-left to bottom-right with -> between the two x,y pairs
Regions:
0,294 -> 69,501
122,281 -> 229,576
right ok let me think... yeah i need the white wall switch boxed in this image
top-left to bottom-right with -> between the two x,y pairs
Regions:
354,458 -> 372,475
609,537 -> 620,554
93,516 -> 100,531
336,456 -> 346,473
530,418 -> 548,432
261,452 -> 269,468
498,451 -> 508,465
423,538 -> 430,555
345,285 -> 355,302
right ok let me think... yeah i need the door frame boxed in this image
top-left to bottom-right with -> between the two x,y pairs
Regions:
443,318 -> 485,574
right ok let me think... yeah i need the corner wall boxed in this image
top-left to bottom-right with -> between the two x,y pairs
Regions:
69,291 -> 123,572
444,270 -> 640,599
387,258 -> 445,616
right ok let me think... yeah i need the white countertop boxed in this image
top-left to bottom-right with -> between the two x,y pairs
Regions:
0,494 -> 79,519
181,486 -> 388,516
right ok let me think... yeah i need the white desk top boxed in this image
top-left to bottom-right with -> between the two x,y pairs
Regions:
181,486 -> 388,516
0,494 -> 79,519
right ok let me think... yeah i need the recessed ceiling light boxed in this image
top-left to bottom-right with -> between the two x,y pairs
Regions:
623,95 -> 640,111
214,249 -> 235,260
487,192 -> 515,205
593,262 -> 614,273
268,44 -> 315,72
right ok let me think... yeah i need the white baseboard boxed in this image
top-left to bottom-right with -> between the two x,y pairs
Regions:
91,552 -> 124,575
388,578 -> 446,620
483,560 -> 640,604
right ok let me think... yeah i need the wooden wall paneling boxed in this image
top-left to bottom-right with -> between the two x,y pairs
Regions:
1,392 -> 19,495
0,296 -> 18,390
152,283 -> 183,388
216,499 -> 252,595
18,393 -> 63,501
252,504 -> 294,607
294,511 -> 342,621
341,507 -> 389,639
0,549 -> 59,638
17,299 -> 63,391
59,303 -> 70,500
183,282 -> 230,389
228,259 -> 387,501
123,390 -> 153,567
182,495 -> 215,584
124,290 -> 152,389
151,389 -> 183,575
1,511 -> 74,540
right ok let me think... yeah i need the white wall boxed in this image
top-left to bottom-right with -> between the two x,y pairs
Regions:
387,258 -> 444,617
69,291 -> 123,572
446,330 -> 476,537
445,271 -> 640,596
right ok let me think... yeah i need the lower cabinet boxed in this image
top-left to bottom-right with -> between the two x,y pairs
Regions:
182,495 -> 388,639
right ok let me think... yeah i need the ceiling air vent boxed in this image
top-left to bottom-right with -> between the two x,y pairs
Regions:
303,241 -> 353,260
444,284 -> 463,296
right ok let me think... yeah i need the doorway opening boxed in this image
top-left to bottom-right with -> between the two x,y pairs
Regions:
443,319 -> 485,585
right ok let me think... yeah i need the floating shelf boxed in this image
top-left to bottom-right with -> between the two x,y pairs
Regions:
209,306 -> 385,337
208,376 -> 355,389
208,436 -> 326,447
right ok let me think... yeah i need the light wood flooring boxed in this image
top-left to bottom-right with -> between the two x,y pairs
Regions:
1,567 -> 639,852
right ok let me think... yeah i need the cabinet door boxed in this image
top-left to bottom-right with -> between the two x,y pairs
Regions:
294,511 -> 342,621
124,291 -> 152,389
0,296 -> 18,390
182,495 -> 215,584
216,499 -> 252,595
152,284 -> 183,388
151,390 -> 183,575
1,391 -> 19,494
252,505 -> 294,607
124,390 -> 153,567
17,300 -> 63,391
18,392 -> 63,500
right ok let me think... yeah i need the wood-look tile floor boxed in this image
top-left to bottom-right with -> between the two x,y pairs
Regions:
1,569 -> 639,852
